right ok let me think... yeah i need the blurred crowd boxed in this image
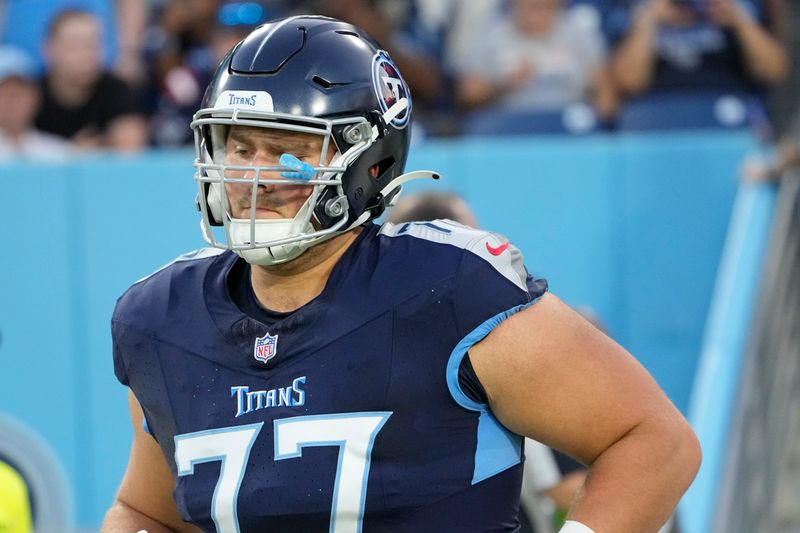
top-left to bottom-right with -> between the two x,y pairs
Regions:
0,0 -> 799,163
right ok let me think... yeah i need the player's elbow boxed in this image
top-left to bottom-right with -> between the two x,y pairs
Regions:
657,414 -> 702,492
681,420 -> 702,487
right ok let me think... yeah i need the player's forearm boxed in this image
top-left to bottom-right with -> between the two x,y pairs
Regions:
566,416 -> 701,532
101,500 -> 177,533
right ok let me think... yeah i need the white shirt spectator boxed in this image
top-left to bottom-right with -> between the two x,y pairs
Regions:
0,129 -> 72,162
463,5 -> 607,112
0,45 -> 73,162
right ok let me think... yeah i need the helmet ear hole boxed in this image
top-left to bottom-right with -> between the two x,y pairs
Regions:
374,156 -> 396,181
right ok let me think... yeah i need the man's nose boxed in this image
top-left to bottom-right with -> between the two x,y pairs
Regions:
243,153 -> 281,181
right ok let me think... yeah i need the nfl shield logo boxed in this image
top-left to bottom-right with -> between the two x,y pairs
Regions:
253,332 -> 278,364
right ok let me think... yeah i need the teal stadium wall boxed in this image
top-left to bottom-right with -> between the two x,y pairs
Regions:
0,131 -> 755,528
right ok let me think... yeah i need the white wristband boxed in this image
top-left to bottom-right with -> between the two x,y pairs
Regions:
558,521 -> 596,533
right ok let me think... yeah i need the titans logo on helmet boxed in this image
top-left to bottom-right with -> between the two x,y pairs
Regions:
371,50 -> 411,129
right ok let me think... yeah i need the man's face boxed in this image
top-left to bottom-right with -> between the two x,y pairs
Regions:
47,14 -> 103,82
513,0 -> 564,35
223,126 -> 335,220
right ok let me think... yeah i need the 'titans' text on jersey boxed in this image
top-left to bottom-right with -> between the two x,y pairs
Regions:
112,221 -> 547,533
231,378 -> 306,417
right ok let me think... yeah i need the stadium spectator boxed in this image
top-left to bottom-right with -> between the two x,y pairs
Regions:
144,0 -> 221,100
610,0 -> 788,100
0,46 -> 71,161
430,0 -> 505,77
145,1 -> 283,146
453,0 -> 617,121
0,0 -> 148,85
34,9 -> 147,151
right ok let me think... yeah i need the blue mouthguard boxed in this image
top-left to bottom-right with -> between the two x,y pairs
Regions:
279,153 -> 316,181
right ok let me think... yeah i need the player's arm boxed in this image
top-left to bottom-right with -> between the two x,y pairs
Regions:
101,391 -> 202,533
469,293 -> 701,533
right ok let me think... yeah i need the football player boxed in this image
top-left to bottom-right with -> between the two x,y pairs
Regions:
103,15 -> 700,533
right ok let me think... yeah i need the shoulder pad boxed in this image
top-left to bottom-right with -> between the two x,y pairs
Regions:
135,248 -> 226,284
379,220 -> 528,292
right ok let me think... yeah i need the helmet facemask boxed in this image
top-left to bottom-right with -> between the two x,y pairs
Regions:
192,108 -> 380,265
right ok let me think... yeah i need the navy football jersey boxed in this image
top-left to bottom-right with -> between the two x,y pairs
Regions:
112,221 -> 548,533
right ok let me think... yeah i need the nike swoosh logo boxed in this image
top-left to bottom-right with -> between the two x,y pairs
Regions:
486,241 -> 509,256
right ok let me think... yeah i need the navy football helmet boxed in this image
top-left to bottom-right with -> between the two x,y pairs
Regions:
192,15 -> 438,265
